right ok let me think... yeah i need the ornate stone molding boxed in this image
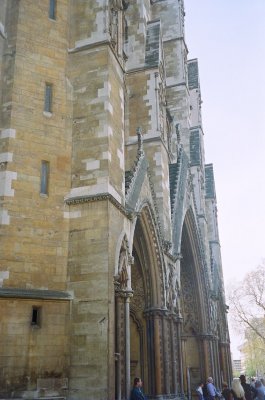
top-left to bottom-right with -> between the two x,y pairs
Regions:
219,341 -> 231,347
168,312 -> 183,323
150,0 -> 167,4
163,240 -> 172,253
115,285 -> 133,299
144,307 -> 168,318
197,333 -> 215,341
65,192 -> 132,219
125,127 -> 147,207
128,255 -> 134,265
141,205 -> 167,306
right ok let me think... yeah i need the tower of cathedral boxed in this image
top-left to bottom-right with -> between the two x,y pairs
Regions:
0,1 -> 232,399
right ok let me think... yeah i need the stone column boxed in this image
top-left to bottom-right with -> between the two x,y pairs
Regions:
125,256 -> 134,399
220,343 -> 226,383
218,341 -> 232,386
209,338 -> 215,380
170,314 -> 178,394
200,334 -> 212,379
176,317 -> 184,395
115,293 -> 123,400
125,293 -> 132,400
181,336 -> 187,395
212,337 -> 221,387
225,343 -> 233,384
144,308 -> 164,396
115,280 -> 133,400
154,313 -> 162,395
162,314 -> 170,394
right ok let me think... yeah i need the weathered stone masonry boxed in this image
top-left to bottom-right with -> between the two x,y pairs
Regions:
0,1 -> 232,399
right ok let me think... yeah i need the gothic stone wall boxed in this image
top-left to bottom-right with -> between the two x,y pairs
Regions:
66,198 -> 132,400
0,299 -> 70,396
0,0 -> 71,393
0,0 -> 71,287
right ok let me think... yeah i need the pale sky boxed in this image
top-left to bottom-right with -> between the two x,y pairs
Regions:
184,0 -> 265,358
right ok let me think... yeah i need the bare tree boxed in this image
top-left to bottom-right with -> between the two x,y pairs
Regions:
228,260 -> 265,342
241,329 -> 265,377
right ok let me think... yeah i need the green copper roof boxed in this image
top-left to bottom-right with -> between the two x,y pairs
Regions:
205,163 -> 216,199
188,60 -> 199,90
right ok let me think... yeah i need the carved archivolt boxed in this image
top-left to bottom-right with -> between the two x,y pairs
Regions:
131,259 -> 145,313
139,205 -> 166,307
181,262 -> 200,335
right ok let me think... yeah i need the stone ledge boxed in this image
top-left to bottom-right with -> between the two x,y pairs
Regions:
0,398 -> 66,400
0,288 -> 72,301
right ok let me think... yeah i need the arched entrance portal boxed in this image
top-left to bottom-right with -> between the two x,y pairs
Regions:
180,217 -> 207,398
130,209 -> 165,397
114,207 -> 170,399
130,253 -> 145,383
130,220 -> 151,395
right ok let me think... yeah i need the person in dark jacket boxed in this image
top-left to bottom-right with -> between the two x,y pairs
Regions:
222,382 -> 233,400
130,377 -> 146,400
239,375 -> 257,400
254,381 -> 265,400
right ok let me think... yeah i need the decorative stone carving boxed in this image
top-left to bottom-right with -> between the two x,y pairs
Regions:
114,239 -> 134,297
179,0 -> 185,33
181,263 -> 200,335
131,261 -> 145,313
209,301 -> 217,334
110,8 -> 119,49
125,127 -> 147,208
118,248 -> 129,290
0,22 -> 7,39
136,127 -> 144,156
167,263 -> 180,312
109,0 -> 126,55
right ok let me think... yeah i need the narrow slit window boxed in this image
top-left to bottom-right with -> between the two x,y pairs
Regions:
40,160 -> 50,195
44,83 -> 53,113
31,306 -> 41,327
49,0 -> 57,20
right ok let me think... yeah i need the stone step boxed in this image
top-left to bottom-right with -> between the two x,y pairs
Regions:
1,398 -> 66,400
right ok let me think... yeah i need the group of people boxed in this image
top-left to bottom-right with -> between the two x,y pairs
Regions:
129,374 -> 265,400
196,375 -> 265,400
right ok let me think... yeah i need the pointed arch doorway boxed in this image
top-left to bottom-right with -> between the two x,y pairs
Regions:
114,208 -> 165,399
114,222 -> 150,400
130,219 -> 151,396
179,214 -> 208,397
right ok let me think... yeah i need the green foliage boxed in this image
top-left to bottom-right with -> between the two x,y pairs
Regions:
245,365 -> 256,378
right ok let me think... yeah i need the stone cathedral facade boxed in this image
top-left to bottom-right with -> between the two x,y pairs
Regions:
0,1 -> 232,399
